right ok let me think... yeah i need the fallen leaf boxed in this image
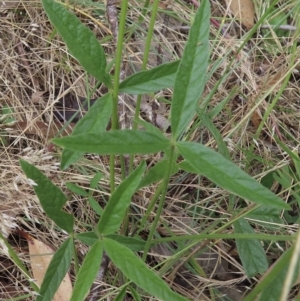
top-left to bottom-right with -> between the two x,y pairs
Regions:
226,0 -> 255,30
18,230 -> 72,301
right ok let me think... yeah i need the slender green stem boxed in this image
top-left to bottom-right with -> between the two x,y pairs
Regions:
142,146 -> 175,261
110,0 -> 129,192
152,233 -> 294,244
136,181 -> 164,235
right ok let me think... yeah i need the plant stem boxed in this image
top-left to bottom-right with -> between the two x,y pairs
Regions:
142,145 -> 175,261
110,0 -> 129,192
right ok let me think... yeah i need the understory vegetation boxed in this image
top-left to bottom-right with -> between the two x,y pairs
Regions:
0,0 -> 300,300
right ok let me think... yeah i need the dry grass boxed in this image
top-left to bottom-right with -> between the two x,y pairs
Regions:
0,0 -> 300,300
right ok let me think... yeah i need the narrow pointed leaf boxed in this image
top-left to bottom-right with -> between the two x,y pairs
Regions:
98,162 -> 146,235
246,206 -> 283,226
234,218 -> 268,278
137,118 -> 166,139
176,142 -> 290,210
171,0 -> 210,138
53,130 -> 170,154
42,0 -> 110,86
20,160 -> 74,233
61,93 -> 113,170
119,60 -> 180,94
70,240 -> 103,301
138,159 -> 179,189
37,238 -> 73,301
22,232 -> 73,301
257,248 -> 300,301
244,247 -> 294,301
104,238 -> 188,301
75,232 -> 147,252
66,182 -> 88,197
114,286 -> 127,301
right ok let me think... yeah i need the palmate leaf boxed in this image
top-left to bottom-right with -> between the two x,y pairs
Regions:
42,0 -> 110,86
171,0 -> 210,139
176,142 -> 290,210
20,160 -> 74,233
53,130 -> 170,154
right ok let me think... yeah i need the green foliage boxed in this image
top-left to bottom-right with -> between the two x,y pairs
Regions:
170,0 -> 210,139
42,0 -> 110,86
61,93 -> 113,170
1,105 -> 16,124
53,130 -> 171,154
18,0 -> 296,300
103,237 -> 187,301
70,240 -> 103,301
119,60 -> 180,94
20,160 -> 74,234
176,141 -> 289,209
97,162 -> 146,235
37,238 -> 73,301
234,218 -> 268,278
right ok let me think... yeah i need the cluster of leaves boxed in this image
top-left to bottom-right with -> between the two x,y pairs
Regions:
13,0 -> 299,300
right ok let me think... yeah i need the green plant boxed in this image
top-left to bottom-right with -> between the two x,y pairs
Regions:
16,0 -> 300,300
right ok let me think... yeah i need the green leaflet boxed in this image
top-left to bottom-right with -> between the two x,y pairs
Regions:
198,113 -> 230,160
243,247 -> 294,301
245,206 -> 283,227
66,182 -> 88,197
37,238 -> 73,301
257,248 -> 300,301
42,0 -> 111,86
61,93 -> 113,170
70,240 -> 103,301
234,218 -> 268,278
119,60 -> 180,94
176,142 -> 290,210
171,0 -> 210,139
137,118 -> 167,139
20,160 -> 74,233
97,162 -> 146,235
53,130 -> 170,155
114,286 -> 128,301
103,238 -> 188,301
75,232 -> 147,252
138,159 -> 179,189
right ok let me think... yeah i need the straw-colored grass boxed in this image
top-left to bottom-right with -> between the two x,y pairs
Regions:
0,0 -> 299,300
